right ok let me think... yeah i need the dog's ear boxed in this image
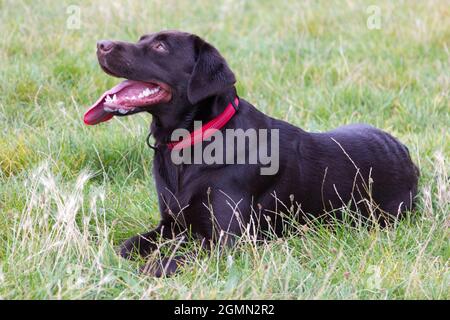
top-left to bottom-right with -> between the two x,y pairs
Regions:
187,36 -> 236,105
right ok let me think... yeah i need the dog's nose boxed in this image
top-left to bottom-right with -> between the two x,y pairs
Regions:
97,40 -> 114,53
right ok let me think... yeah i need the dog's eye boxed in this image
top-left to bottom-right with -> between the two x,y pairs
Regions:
152,42 -> 167,52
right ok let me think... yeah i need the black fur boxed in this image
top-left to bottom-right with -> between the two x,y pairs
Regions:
95,31 -> 419,276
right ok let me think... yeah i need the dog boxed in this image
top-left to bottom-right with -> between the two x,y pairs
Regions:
84,30 -> 419,276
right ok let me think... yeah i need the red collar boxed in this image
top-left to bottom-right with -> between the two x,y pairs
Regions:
168,97 -> 239,150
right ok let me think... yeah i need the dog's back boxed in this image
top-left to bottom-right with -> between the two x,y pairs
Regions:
298,123 -> 419,224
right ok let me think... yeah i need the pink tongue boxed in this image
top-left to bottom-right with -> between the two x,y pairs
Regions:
83,103 -> 113,125
84,80 -> 133,125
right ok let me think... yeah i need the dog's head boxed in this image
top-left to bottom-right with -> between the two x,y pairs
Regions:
84,30 -> 236,125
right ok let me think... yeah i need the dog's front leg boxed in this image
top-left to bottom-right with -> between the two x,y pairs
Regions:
142,229 -> 239,277
118,221 -> 181,260
140,237 -> 211,278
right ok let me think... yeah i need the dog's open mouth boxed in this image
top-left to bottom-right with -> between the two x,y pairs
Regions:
84,80 -> 172,125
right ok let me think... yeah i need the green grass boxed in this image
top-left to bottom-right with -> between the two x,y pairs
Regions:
0,0 -> 449,299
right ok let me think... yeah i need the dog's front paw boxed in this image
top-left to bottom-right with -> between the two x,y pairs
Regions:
140,256 -> 185,277
118,235 -> 141,260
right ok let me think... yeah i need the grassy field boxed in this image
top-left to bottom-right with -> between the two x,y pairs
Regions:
0,0 -> 448,299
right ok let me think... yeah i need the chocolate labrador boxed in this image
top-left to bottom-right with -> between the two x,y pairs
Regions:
84,30 -> 419,276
